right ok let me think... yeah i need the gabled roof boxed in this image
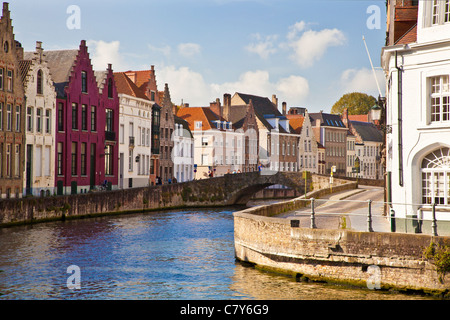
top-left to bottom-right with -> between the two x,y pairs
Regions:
286,114 -> 304,134
348,114 -> 369,122
233,92 -> 293,133
395,23 -> 417,45
177,107 -> 226,131
113,72 -> 149,100
44,49 -> 79,84
309,112 -> 346,128
350,121 -> 383,143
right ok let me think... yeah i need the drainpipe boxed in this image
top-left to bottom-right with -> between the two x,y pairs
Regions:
395,50 -> 404,187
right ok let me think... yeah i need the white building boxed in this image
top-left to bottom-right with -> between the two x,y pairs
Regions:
177,106 -> 244,179
20,41 -> 57,196
173,116 -> 194,182
381,0 -> 450,229
114,72 -> 152,189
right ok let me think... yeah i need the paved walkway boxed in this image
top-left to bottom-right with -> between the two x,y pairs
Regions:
279,186 -> 392,232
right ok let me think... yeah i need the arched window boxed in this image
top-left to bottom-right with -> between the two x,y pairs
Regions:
37,69 -> 43,94
421,147 -> 450,205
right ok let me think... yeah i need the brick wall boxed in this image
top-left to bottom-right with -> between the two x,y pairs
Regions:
234,193 -> 450,294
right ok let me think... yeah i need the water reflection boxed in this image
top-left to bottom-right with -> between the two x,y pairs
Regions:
0,207 -> 437,300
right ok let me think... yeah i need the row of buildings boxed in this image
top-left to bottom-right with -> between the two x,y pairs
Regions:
176,92 -> 384,182
0,2 -> 384,199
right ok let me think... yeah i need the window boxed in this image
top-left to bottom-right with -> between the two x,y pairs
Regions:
6,104 -> 11,131
15,106 -> 20,132
6,70 -> 12,92
36,108 -> 42,133
71,142 -> 77,176
45,109 -> 51,134
81,104 -> 87,130
90,106 -> 96,131
27,107 -> 33,132
72,103 -> 78,130
81,143 -> 86,176
81,71 -> 87,93
58,103 -> 64,131
57,142 -> 63,175
128,149 -> 133,171
0,103 -> 2,130
108,78 -> 113,98
0,68 -> 3,90
195,121 -> 202,129
6,144 -> 11,177
14,144 -> 19,177
119,124 -> 124,144
37,69 -> 43,94
105,109 -> 113,132
430,75 -> 450,123
422,147 -> 450,205
446,0 -> 450,23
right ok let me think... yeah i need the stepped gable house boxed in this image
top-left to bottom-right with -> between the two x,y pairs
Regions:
46,40 -> 119,195
19,41 -> 57,197
0,2 -> 25,199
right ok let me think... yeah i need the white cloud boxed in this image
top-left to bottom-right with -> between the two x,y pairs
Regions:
87,40 -> 125,71
148,43 -> 172,56
157,67 -> 310,107
276,75 -> 310,104
286,22 -> 346,68
178,43 -> 201,58
245,34 -> 278,59
340,67 -> 385,97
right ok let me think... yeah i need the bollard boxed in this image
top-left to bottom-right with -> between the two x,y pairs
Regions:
431,203 -> 438,236
367,200 -> 374,232
310,198 -> 317,229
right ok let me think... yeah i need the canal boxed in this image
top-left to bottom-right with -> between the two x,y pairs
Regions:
0,205 -> 436,300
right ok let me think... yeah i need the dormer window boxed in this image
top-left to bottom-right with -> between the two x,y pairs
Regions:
195,121 -> 202,129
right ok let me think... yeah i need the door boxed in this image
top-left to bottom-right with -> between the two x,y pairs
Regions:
90,143 -> 96,189
26,144 -> 32,195
119,153 -> 124,189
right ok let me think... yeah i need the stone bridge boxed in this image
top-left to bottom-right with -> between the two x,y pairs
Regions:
178,171 -> 309,205
0,172 -> 346,226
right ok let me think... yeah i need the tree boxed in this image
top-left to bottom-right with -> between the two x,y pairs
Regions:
330,92 -> 377,115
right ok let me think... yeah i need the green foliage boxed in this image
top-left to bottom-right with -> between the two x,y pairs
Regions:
423,242 -> 450,283
331,92 -> 377,115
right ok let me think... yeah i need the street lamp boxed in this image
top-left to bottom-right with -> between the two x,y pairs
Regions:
370,103 -> 382,124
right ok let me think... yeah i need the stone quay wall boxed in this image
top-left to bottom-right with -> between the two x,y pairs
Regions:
234,191 -> 450,295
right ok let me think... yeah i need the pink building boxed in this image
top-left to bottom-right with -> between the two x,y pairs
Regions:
46,40 -> 119,195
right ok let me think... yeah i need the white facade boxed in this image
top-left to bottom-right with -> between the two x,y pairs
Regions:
173,120 -> 194,182
346,133 -> 357,178
118,95 -> 152,189
298,111 -> 318,174
355,141 -> 383,180
193,126 -> 244,179
22,42 -> 57,197
381,1 -> 450,222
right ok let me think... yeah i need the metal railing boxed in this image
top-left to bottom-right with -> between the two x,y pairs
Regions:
290,197 -> 445,236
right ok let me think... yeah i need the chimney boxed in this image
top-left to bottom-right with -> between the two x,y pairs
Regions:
282,102 -> 287,115
342,108 -> 349,128
223,93 -> 231,121
272,94 -> 278,108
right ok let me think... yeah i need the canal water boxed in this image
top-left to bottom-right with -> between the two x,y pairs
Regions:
0,206 -> 437,300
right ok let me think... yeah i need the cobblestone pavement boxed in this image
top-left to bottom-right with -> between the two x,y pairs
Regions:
279,186 -> 392,232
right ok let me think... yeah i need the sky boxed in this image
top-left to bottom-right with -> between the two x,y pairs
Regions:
10,0 -> 387,113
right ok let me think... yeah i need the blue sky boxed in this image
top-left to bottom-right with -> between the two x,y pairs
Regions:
10,0 -> 386,113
